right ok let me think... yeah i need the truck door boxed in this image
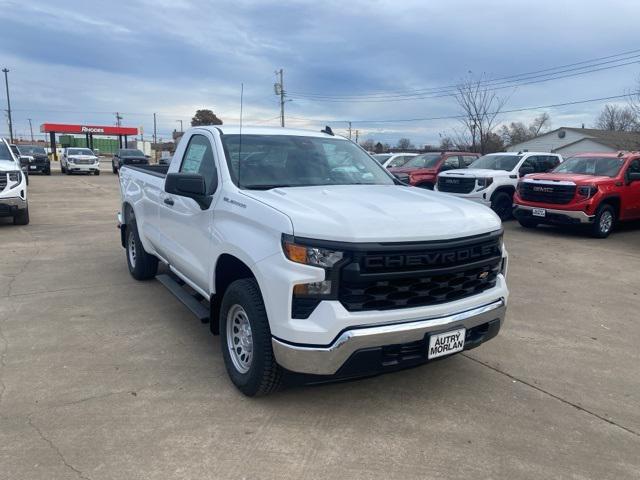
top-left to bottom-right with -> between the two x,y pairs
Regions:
621,158 -> 640,219
158,132 -> 220,291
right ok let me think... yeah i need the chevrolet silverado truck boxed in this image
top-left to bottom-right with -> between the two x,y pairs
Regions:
1,138 -> 29,225
389,151 -> 479,189
436,152 -> 563,220
117,126 -> 509,396
514,152 -> 640,238
61,147 -> 100,175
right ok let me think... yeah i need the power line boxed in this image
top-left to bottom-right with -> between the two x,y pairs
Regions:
288,47 -> 640,99
288,59 -> 640,103
285,93 -> 630,125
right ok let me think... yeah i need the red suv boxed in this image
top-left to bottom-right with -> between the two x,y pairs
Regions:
388,151 -> 479,189
513,152 -> 640,238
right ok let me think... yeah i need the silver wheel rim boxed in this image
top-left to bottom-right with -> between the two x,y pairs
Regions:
128,232 -> 137,267
226,304 -> 253,374
600,211 -> 613,233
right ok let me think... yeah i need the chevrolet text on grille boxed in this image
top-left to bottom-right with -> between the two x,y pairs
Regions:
363,243 -> 500,268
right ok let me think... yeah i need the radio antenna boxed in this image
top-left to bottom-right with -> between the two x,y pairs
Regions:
238,82 -> 244,187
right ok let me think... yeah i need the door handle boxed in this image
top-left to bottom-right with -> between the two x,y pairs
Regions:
164,197 -> 174,206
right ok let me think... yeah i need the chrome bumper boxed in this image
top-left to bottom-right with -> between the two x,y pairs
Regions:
272,299 -> 506,375
514,205 -> 594,223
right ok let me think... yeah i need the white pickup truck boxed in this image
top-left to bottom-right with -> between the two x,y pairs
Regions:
1,138 -> 29,225
118,126 -> 509,396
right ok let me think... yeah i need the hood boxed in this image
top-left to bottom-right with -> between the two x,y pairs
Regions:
0,160 -> 20,172
523,173 -> 613,185
242,185 -> 501,242
440,168 -> 511,178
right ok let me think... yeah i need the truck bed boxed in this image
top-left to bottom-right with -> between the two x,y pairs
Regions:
122,164 -> 169,178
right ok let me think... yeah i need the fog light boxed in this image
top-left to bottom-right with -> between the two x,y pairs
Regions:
294,281 -> 332,296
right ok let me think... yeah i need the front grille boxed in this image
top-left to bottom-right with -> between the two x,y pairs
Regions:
338,234 -> 502,312
520,182 -> 576,204
437,176 -> 476,193
73,159 -> 93,165
0,174 -> 6,191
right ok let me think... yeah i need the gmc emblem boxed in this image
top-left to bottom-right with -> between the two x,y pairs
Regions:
532,186 -> 553,193
445,178 -> 460,184
363,243 -> 500,269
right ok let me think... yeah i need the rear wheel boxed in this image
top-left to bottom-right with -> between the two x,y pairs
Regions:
220,278 -> 283,396
125,218 -> 158,280
591,204 -> 615,238
491,191 -> 513,221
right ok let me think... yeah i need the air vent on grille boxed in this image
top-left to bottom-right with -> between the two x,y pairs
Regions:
0,174 -> 7,191
520,183 -> 576,204
437,177 -> 476,193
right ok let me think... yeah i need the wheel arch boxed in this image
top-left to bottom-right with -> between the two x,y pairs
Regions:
490,185 -> 516,201
599,195 -> 621,219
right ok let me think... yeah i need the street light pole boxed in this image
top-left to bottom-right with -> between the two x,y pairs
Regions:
28,118 -> 34,141
176,119 -> 183,132
2,68 -> 14,143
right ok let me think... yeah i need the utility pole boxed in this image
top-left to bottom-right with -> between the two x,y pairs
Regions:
115,112 -> 123,127
176,119 -> 183,132
153,113 -> 157,163
28,118 -> 34,141
2,68 -> 13,142
355,130 -> 359,143
348,121 -> 352,140
274,69 -> 285,127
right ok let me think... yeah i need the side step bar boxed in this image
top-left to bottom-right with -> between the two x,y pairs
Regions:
156,273 -> 210,323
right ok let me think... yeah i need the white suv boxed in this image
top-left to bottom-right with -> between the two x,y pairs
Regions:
436,152 -> 563,220
61,147 -> 100,175
0,138 -> 29,225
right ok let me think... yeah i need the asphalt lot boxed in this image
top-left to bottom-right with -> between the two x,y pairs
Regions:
1,163 -> 639,480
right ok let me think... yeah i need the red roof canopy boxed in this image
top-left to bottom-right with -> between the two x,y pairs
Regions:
40,123 -> 138,136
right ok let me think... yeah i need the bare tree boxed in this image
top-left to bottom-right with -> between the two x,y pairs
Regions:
438,136 -> 455,150
454,75 -> 509,154
530,112 -> 551,136
499,113 -> 552,146
595,104 -> 638,132
396,138 -> 414,150
360,139 -> 376,151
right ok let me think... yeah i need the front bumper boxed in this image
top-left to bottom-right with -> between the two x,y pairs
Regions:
0,196 -> 28,217
28,163 -> 50,172
272,298 -> 506,376
438,189 -> 492,207
514,205 -> 594,224
67,163 -> 99,172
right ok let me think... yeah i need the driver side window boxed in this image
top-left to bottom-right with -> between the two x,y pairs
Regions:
180,134 -> 217,194
519,158 -> 536,175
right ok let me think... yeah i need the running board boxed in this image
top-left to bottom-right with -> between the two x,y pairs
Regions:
156,273 -> 210,323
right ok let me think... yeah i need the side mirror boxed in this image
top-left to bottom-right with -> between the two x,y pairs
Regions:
145,155 -> 151,159
19,156 -> 29,167
392,172 -> 410,184
165,172 -> 213,209
519,167 -> 534,177
628,171 -> 640,182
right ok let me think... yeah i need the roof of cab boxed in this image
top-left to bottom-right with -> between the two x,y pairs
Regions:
192,125 -> 345,139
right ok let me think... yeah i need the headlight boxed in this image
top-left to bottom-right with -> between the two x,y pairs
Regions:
577,185 -> 597,199
8,170 -> 22,188
477,177 -> 493,190
282,238 -> 344,268
67,157 -> 75,163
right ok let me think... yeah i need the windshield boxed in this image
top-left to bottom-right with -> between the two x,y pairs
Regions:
372,154 -> 391,163
404,153 -> 442,168
19,146 -> 46,155
120,149 -> 145,157
553,156 -> 624,177
0,142 -> 15,162
470,154 -> 522,171
68,148 -> 94,156
221,135 -> 395,189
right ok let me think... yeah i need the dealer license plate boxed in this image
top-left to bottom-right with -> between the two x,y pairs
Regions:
532,208 -> 546,217
427,328 -> 466,360
29,166 -> 37,170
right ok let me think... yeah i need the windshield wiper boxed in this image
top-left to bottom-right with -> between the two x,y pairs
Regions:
241,184 -> 296,190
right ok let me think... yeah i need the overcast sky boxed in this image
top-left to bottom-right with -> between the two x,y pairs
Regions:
1,0 -> 639,146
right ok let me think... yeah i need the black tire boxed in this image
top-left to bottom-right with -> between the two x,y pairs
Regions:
13,206 -> 29,225
590,204 -> 615,238
220,278 -> 283,397
94,170 -> 100,176
112,165 -> 118,174
417,183 -> 434,190
25,173 -> 29,186
518,218 -> 538,229
125,218 -> 158,280
61,163 -> 66,174
491,191 -> 513,221
45,167 -> 51,175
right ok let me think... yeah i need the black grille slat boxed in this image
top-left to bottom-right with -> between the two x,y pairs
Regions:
437,176 -> 476,193
520,183 -> 576,204
0,174 -> 6,191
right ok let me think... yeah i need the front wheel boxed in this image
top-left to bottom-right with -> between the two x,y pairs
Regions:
591,204 -> 615,238
220,279 -> 283,397
491,192 -> 513,221
61,164 -> 66,174
417,183 -> 434,190
13,206 -> 29,225
518,218 -> 538,229
94,170 -> 100,176
125,219 -> 158,280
